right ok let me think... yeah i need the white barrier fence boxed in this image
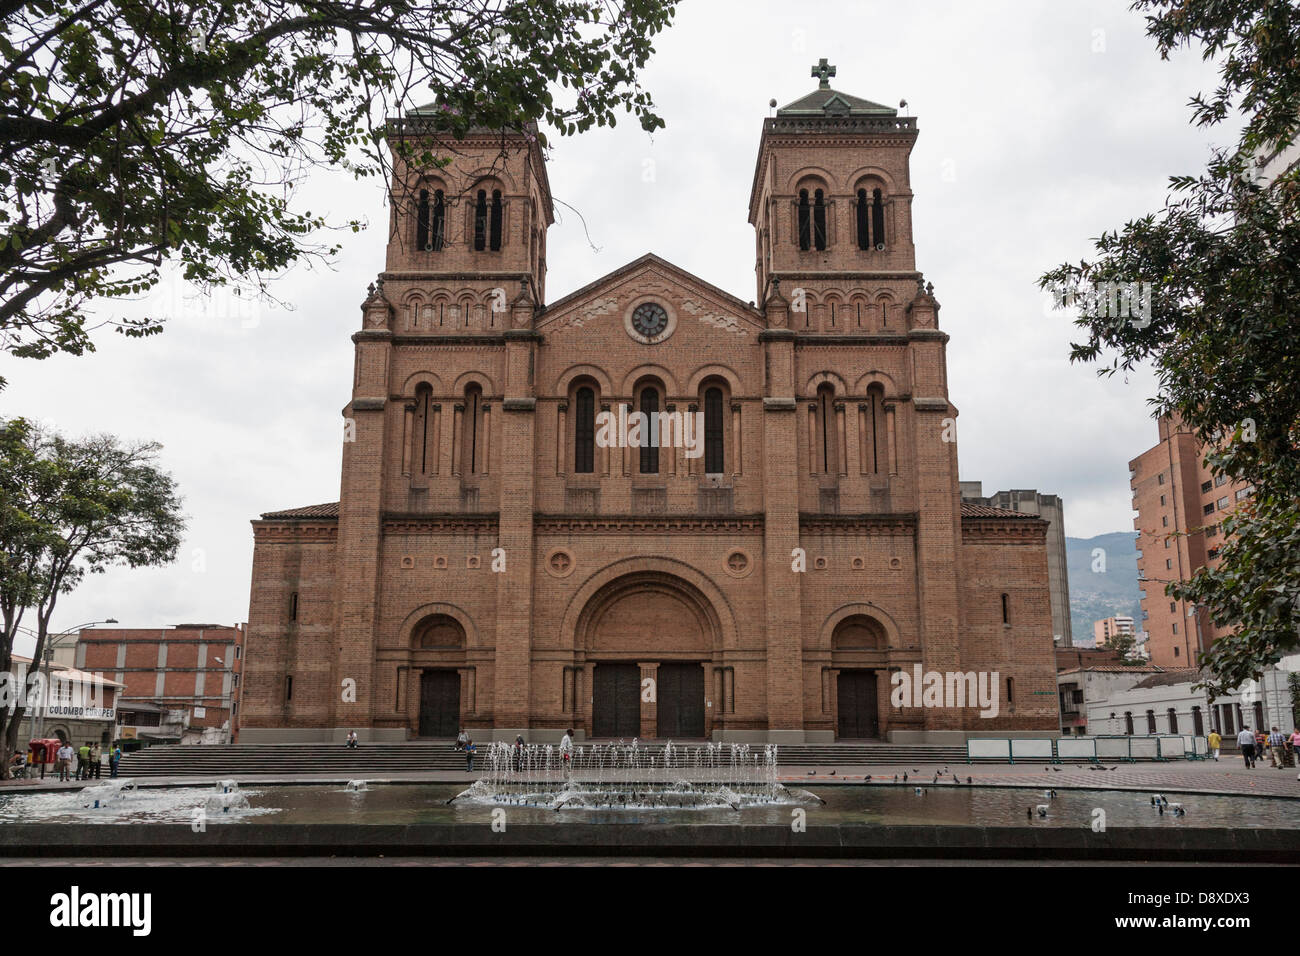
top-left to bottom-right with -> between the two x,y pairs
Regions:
966,735 -> 1212,763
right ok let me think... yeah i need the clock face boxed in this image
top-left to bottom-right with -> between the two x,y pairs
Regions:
631,302 -> 669,340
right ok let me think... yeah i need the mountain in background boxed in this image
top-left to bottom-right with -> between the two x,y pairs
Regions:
1066,532 -> 1142,646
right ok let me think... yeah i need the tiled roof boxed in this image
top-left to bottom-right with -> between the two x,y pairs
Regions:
1132,669 -> 1203,689
777,87 -> 897,117
1058,665 -> 1165,676
260,502 -> 340,520
959,503 -> 1039,519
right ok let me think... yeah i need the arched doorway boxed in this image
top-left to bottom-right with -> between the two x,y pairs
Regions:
576,571 -> 717,739
832,614 -> 888,739
411,614 -> 464,737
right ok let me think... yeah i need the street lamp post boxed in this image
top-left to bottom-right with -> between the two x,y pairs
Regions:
33,619 -> 118,739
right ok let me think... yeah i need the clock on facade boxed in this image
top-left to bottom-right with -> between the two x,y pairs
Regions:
630,302 -> 669,340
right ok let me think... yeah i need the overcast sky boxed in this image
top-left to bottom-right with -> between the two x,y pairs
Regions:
2,0 -> 1233,653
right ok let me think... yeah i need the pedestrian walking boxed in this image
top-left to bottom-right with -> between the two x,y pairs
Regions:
89,742 -> 102,778
1207,729 -> 1221,761
1290,728 -> 1300,769
1237,726 -> 1257,768
109,744 -> 122,778
56,742 -> 73,782
465,739 -> 477,772
1269,727 -> 1287,768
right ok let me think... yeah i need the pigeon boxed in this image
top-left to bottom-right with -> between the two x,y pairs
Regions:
912,769 -> 919,774
903,772 -> 908,782
893,774 -> 898,783
1036,804 -> 1049,817
966,776 -> 972,785
1051,767 -> 1062,772
1170,803 -> 1186,817
808,770 -> 816,776
863,775 -> 872,782
1026,807 -> 1033,819
953,775 -> 960,785
829,770 -> 836,776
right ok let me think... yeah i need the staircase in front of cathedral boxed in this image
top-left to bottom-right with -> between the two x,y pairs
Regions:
114,742 -> 972,777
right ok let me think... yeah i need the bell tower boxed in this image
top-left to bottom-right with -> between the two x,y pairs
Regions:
748,60 -> 918,312
382,107 -> 554,320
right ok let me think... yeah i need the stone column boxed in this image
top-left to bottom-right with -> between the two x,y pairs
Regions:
835,401 -> 848,476
730,402 -> 742,476
556,401 -> 567,475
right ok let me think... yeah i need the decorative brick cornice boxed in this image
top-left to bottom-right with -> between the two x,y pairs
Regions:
758,329 -> 796,342
351,329 -> 393,344
795,334 -> 909,346
799,513 -> 917,535
961,518 -> 1048,542
383,513 -> 501,535
391,335 -> 507,346
763,397 -> 797,410
251,521 -> 339,543
535,514 -> 764,535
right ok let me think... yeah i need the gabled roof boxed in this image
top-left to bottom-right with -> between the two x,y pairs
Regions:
776,87 -> 897,118
959,503 -> 1040,520
1132,668 -> 1204,689
259,502 -> 340,520
538,252 -> 762,326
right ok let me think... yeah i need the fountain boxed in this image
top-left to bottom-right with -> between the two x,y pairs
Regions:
205,780 -> 250,814
449,740 -> 816,810
79,779 -> 137,809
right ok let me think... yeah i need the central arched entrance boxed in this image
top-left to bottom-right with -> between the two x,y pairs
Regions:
576,570 -> 718,739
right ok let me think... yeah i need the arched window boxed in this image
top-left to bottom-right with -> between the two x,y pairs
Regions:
797,190 -> 811,251
430,190 -> 445,250
871,188 -> 885,249
412,384 -> 434,474
1167,708 -> 1179,733
489,189 -> 503,251
1124,711 -> 1134,735
473,190 -> 488,251
866,385 -> 886,474
813,189 -> 827,251
856,188 -> 870,249
704,386 -> 724,474
815,384 -> 837,473
639,386 -> 660,474
462,385 -> 484,474
416,189 -> 430,250
574,386 -> 595,474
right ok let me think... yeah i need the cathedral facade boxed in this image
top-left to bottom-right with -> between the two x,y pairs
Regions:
241,66 -> 1059,744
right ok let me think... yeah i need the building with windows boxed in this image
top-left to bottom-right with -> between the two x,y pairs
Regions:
76,624 -> 245,746
1129,414 -> 1253,667
240,64 -> 1060,744
3,654 -> 122,749
960,484 -> 1072,646
1093,615 -> 1135,648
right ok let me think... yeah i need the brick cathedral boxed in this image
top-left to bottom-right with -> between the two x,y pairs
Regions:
241,63 -> 1059,744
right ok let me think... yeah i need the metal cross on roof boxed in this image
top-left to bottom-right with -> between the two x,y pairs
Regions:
811,58 -> 836,89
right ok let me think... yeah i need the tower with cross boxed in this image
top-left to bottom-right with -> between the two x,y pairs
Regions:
811,58 -> 836,89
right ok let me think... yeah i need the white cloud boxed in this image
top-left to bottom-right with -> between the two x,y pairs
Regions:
0,0 -> 1227,631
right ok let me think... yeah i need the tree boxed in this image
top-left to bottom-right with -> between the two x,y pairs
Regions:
0,0 -> 677,380
1106,630 -> 1146,667
1039,0 -> 1300,698
0,420 -> 185,777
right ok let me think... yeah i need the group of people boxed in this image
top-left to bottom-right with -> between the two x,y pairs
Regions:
9,741 -> 122,781
453,729 -> 576,773
1206,726 -> 1300,771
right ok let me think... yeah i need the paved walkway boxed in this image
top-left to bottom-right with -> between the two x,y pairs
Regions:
3,757 -> 1298,799
780,759 -> 1300,798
